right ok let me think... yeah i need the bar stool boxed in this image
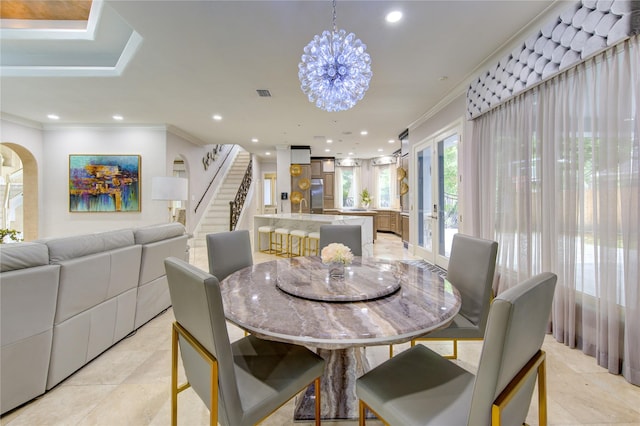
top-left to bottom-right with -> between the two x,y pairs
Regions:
274,228 -> 291,257
257,226 -> 276,253
306,231 -> 320,256
289,229 -> 308,257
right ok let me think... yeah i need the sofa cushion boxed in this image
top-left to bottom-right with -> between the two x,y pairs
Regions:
99,229 -> 136,251
1,265 -> 60,345
45,229 -> 135,263
0,242 -> 49,272
134,223 -> 185,245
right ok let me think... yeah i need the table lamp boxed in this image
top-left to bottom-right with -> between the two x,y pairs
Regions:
151,176 -> 188,222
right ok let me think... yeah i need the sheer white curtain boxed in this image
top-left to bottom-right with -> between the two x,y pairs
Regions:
336,166 -> 360,208
471,36 -> 639,385
373,164 -> 398,208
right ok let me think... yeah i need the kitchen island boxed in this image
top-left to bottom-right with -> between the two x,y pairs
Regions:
254,213 -> 374,256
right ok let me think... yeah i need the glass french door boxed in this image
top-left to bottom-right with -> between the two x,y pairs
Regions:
413,126 -> 460,269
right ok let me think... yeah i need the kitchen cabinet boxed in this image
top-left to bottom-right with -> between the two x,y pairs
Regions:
310,160 -> 322,178
376,210 -> 403,236
377,211 -> 390,231
390,211 -> 399,234
323,172 -> 334,210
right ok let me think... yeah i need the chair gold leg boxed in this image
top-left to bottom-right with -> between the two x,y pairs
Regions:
389,345 -> 393,358
171,325 -> 179,426
210,358 -> 218,426
538,356 -> 547,426
359,400 -> 366,426
315,377 -> 321,426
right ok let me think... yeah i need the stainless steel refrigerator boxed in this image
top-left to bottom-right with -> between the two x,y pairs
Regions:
310,178 -> 324,214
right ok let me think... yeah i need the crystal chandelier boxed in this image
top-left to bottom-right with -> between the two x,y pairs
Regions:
298,0 -> 372,112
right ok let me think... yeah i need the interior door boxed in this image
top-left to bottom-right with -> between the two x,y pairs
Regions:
415,141 -> 436,264
413,124 -> 460,269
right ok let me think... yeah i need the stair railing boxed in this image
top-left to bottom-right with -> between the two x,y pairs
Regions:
229,159 -> 252,231
194,146 -> 235,214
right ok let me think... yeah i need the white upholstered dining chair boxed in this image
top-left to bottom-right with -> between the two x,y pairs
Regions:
319,224 -> 362,256
408,233 -> 498,358
357,271 -> 557,426
206,229 -> 253,281
165,257 -> 325,426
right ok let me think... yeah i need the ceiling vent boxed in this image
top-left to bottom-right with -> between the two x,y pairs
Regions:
256,89 -> 271,97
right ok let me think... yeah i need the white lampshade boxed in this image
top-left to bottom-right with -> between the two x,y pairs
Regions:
151,176 -> 188,201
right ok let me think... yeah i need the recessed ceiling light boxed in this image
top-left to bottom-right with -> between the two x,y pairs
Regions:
386,11 -> 403,23
265,152 -> 271,156
251,138 -> 259,143
348,152 -> 354,156
112,115 -> 123,121
439,76 -> 449,81
360,130 -> 368,136
47,114 -> 59,120
212,114 -> 222,121
388,139 -> 395,144
326,139 -> 333,144
325,148 -> 331,152
378,148 -> 383,152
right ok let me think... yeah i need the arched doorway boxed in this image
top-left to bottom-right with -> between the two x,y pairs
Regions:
0,143 -> 38,241
172,155 -> 188,228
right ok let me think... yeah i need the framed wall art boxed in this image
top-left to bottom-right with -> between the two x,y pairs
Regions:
69,154 -> 141,212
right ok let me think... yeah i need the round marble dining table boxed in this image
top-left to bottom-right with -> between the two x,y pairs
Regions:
220,256 -> 461,421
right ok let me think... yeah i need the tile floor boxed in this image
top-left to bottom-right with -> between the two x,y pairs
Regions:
2,233 -> 639,425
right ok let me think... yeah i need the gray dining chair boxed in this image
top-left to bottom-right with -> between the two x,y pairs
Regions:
206,229 -> 253,282
408,233 -> 498,359
319,224 -> 362,256
357,271 -> 557,426
165,257 -> 325,426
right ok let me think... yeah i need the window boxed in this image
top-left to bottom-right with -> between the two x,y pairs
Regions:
337,167 -> 359,208
263,173 -> 276,207
374,164 -> 397,208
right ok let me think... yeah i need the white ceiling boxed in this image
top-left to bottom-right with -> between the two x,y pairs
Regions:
0,0 -> 557,160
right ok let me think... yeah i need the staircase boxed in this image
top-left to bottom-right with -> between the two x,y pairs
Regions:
191,150 -> 251,252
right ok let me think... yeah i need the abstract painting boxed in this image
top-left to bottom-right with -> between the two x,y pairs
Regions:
69,155 -> 141,212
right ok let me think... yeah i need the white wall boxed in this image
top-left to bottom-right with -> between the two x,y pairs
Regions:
1,118 -> 247,238
166,131 -> 235,234
276,146 -> 291,213
407,94 -> 471,240
42,126 -> 168,237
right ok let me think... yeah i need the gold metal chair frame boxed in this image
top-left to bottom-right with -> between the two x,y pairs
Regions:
358,350 -> 548,426
289,233 -> 306,257
172,321 -> 322,426
258,229 -> 276,254
274,232 -> 291,257
397,293 -> 496,359
305,235 -> 320,256
172,322 -> 217,426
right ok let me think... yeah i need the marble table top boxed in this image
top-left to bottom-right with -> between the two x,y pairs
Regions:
221,257 -> 461,349
275,257 -> 401,302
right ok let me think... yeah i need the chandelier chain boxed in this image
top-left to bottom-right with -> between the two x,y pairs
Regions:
332,0 -> 337,33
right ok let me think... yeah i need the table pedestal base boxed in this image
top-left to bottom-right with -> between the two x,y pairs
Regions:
294,347 -> 370,421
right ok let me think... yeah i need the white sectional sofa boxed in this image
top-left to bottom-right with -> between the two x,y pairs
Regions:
0,223 -> 189,414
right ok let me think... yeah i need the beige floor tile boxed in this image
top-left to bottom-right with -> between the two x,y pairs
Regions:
63,348 -> 156,387
2,385 -> 116,426
76,383 -> 167,426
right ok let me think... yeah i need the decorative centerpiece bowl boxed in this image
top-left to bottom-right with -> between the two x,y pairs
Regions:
321,243 -> 354,279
